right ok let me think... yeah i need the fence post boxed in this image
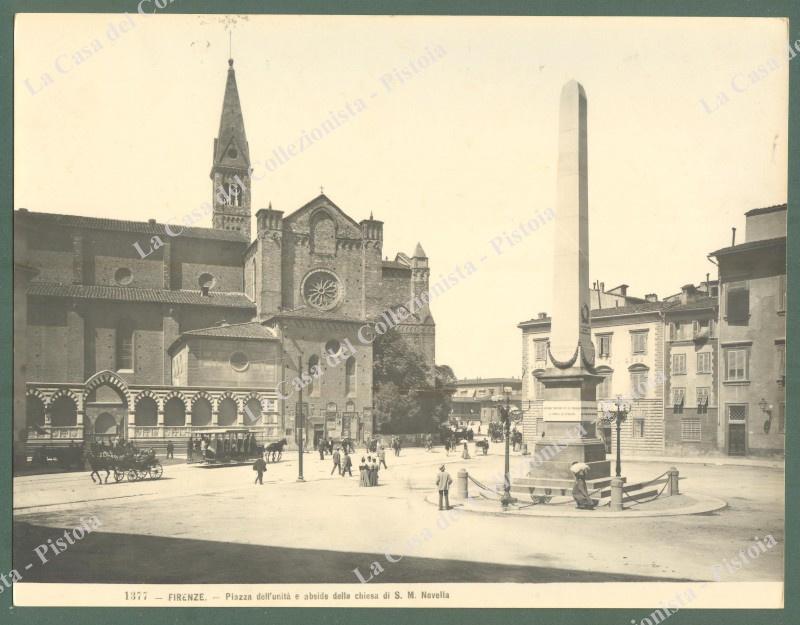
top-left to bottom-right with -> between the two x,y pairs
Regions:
610,477 -> 623,512
457,469 -> 468,499
668,467 -> 679,496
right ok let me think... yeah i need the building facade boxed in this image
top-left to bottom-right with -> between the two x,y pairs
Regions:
15,58 -> 436,455
710,205 -> 786,456
519,204 -> 785,459
450,377 -> 522,428
520,298 -> 670,458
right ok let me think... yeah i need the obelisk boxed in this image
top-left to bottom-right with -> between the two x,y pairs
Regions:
528,80 -> 610,485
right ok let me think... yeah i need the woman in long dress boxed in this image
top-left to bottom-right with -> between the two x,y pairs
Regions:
462,441 -> 470,460
359,457 -> 368,487
570,462 -> 595,509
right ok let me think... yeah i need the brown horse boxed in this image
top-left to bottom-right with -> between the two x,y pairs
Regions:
85,450 -> 113,484
265,438 -> 288,463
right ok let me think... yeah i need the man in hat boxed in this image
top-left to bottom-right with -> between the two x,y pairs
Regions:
253,455 -> 267,485
436,464 -> 453,511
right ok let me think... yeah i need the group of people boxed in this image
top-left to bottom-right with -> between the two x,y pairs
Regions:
318,437 -> 356,459
359,455 -> 382,487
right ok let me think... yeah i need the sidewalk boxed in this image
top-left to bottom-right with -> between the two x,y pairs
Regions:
606,453 -> 784,470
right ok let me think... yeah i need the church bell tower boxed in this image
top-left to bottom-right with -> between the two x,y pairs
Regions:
211,58 -> 252,240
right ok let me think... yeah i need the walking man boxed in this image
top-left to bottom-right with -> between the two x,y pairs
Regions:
436,465 -> 453,511
166,440 -> 174,459
253,455 -> 267,485
378,445 -> 388,469
331,447 -> 342,476
341,451 -> 353,477
318,441 -> 325,461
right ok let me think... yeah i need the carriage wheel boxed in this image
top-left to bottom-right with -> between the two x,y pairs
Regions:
113,469 -> 124,482
126,469 -> 139,482
149,462 -> 163,480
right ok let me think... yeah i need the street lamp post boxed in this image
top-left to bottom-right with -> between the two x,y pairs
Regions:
598,396 -> 630,478
499,386 -> 516,508
296,352 -> 305,482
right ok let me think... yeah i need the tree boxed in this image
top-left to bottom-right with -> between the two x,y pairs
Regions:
372,329 -> 454,434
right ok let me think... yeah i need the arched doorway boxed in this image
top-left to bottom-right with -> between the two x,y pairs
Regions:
94,413 -> 118,436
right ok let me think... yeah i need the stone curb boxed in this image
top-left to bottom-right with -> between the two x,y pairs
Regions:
423,492 -> 728,519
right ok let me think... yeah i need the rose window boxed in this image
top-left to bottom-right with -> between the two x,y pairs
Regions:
302,270 -> 342,311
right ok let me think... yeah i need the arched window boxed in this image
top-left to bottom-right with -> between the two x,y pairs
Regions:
164,397 -> 186,427
26,396 -> 46,429
50,396 -> 77,427
218,397 -> 238,427
345,356 -> 356,396
135,397 -> 158,427
244,398 -> 262,425
191,398 -> 212,427
116,320 -> 134,371
311,215 -> 336,255
224,182 -> 241,207
307,355 -> 320,397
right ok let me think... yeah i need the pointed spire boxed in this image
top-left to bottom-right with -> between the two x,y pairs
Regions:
413,242 -> 427,258
268,200 -> 272,210
369,211 -> 374,220
213,57 -> 250,169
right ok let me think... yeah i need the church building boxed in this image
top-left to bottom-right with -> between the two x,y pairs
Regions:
14,57 -> 436,456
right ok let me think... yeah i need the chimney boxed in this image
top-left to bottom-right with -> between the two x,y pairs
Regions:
680,284 -> 697,305
537,312 -> 547,320
731,227 -> 737,246
149,218 -> 156,225
645,293 -> 658,303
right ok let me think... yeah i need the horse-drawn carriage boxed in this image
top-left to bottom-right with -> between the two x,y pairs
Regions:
188,428 -> 287,466
86,445 -> 163,483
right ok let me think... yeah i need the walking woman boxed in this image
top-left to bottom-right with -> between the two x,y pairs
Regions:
359,457 -> 369,487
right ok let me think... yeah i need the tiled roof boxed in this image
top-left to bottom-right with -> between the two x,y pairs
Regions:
264,309 -> 365,324
709,236 -> 786,258
15,210 -> 249,243
28,283 -> 256,308
665,296 -> 718,313
183,322 -> 276,339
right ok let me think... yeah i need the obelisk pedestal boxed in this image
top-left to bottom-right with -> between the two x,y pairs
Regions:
526,80 -> 610,491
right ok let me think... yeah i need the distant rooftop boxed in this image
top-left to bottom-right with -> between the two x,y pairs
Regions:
15,210 -> 249,243
28,283 -> 255,309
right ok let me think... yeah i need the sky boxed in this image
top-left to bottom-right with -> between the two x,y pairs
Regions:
14,14 -> 789,379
